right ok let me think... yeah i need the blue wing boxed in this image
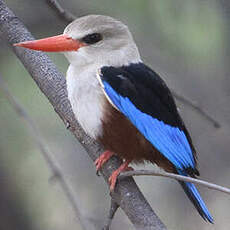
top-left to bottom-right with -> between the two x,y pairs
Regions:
99,64 -> 196,171
103,82 -> 195,170
99,64 -> 213,223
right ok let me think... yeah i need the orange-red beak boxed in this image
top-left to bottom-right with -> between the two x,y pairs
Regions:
14,34 -> 85,52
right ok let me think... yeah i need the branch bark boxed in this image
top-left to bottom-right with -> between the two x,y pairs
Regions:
0,1 -> 167,229
102,199 -> 119,230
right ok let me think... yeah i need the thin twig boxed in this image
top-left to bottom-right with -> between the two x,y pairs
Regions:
172,90 -> 220,128
0,73 -> 89,230
102,199 -> 119,230
46,0 -> 76,23
120,169 -> 230,195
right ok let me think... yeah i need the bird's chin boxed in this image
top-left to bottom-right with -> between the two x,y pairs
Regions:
64,50 -> 89,66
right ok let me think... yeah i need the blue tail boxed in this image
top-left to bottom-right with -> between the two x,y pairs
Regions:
177,170 -> 213,223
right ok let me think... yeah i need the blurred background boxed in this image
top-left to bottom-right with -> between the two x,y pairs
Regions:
0,0 -> 230,229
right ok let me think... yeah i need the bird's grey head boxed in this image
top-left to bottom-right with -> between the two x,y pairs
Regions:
63,15 -> 141,67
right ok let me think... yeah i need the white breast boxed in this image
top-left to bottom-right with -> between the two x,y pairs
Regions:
66,64 -> 106,139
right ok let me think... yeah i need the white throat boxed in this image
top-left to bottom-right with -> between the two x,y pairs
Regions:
66,63 -> 107,139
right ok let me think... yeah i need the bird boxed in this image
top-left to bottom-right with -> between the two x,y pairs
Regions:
14,15 -> 213,223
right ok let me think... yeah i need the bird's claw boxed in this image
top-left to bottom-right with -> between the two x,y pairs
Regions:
94,151 -> 114,176
95,157 -> 106,176
108,163 -> 133,191
109,170 -> 120,191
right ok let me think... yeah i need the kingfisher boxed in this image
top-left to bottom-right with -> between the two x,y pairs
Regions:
14,15 -> 213,223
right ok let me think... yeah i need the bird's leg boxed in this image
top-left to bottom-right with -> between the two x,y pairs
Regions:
109,160 -> 132,191
94,150 -> 114,174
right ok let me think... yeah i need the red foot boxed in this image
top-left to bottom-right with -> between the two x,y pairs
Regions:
94,150 -> 114,173
109,160 -> 132,191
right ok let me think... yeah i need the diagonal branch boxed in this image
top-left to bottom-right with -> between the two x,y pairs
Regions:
46,0 -> 76,23
46,0 -> 221,129
0,1 -> 167,229
120,169 -> 230,195
102,199 -> 119,230
172,90 -> 220,128
0,73 -> 90,230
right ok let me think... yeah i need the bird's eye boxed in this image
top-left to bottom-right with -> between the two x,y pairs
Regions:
82,33 -> 102,44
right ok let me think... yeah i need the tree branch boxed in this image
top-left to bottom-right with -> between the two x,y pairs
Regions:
0,73 -> 90,230
0,1 -> 167,229
46,0 -> 221,129
102,199 -> 119,230
172,90 -> 220,128
46,0 -> 76,23
120,169 -> 230,195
